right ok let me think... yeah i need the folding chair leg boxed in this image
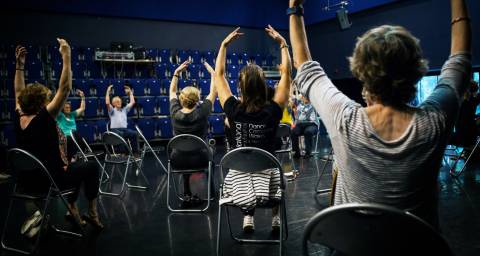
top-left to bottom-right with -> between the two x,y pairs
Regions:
99,160 -> 129,197
451,138 -> 480,177
315,150 -> 333,194
216,202 -> 223,256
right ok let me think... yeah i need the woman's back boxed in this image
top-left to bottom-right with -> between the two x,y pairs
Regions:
170,98 -> 212,138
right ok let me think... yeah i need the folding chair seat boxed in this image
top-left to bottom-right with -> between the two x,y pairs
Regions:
76,121 -> 96,143
199,79 -> 210,96
166,134 -> 214,212
155,63 -> 167,79
137,96 -> 157,116
158,118 -> 173,138
159,49 -> 172,64
302,203 -> 453,256
131,79 -> 146,96
2,149 -> 84,255
216,147 -> 288,256
99,132 -> 148,196
227,65 -> 239,79
213,99 -> 223,113
158,96 -> 170,115
209,115 -> 225,136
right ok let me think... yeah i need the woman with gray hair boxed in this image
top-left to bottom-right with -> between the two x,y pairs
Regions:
288,0 -> 472,228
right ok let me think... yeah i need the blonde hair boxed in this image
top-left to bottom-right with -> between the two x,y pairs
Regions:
179,86 -> 200,109
349,25 -> 428,106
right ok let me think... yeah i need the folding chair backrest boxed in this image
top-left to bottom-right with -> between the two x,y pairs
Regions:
7,148 -> 55,185
102,131 -> 132,155
276,124 -> 291,139
167,134 -> 213,161
302,203 -> 452,256
220,147 -> 284,187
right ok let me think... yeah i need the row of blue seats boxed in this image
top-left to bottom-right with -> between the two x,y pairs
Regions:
0,95 -> 225,120
0,77 -> 282,98
0,45 -> 275,67
0,60 -> 249,80
0,115 -> 225,146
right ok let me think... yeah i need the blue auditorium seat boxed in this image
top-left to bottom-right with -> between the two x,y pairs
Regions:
213,98 -> 223,113
25,61 -> 43,79
165,63 -> 179,78
26,45 -> 40,61
146,78 -> 161,96
132,79 -> 146,96
267,79 -> 277,88
69,98 -> 81,110
95,119 -> 108,141
137,96 -> 157,116
227,53 -> 239,66
160,79 -> 171,95
179,79 -> 192,90
137,118 -> 156,140
75,79 -> 91,97
190,50 -> 202,64
76,121 -> 95,143
112,79 -> 127,96
158,96 -> 170,115
1,99 -> 15,121
84,98 -> 99,118
198,79 -> 210,96
1,79 -> 13,98
1,124 -> 16,147
72,62 -> 89,79
228,80 -> 238,96
188,64 -> 200,80
91,78 -> 109,97
265,55 -> 275,66
200,64 -> 211,79
146,48 -> 159,61
159,49 -> 171,64
209,115 -> 225,135
177,50 -> 190,63
155,63 -> 167,79
158,118 -> 173,138
203,52 -> 216,67
239,53 -> 249,65
228,65 -> 239,79
254,54 -> 264,66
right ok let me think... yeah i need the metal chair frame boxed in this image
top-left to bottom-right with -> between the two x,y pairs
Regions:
69,131 -> 109,181
275,124 -> 297,175
1,148 -> 84,255
166,134 -> 214,212
216,147 -> 288,256
315,148 -> 333,195
99,131 -> 148,197
135,125 -> 168,175
448,136 -> 480,178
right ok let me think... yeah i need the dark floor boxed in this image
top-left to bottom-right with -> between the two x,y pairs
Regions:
1,137 -> 480,256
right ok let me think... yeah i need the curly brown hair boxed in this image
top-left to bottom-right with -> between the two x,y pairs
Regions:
17,83 -> 51,115
239,64 -> 268,113
349,25 -> 429,106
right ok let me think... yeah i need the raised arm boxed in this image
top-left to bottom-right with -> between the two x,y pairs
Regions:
266,25 -> 292,108
47,38 -> 72,117
450,0 -> 471,54
125,86 -> 135,109
14,46 -> 27,111
204,62 -> 218,103
105,85 -> 113,112
76,89 -> 86,116
214,27 -> 243,107
169,60 -> 190,101
289,0 -> 312,69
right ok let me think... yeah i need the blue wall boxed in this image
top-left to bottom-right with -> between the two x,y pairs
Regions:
306,0 -> 480,79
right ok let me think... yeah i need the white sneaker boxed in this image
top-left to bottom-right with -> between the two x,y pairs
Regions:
21,210 -> 42,235
242,215 -> 255,233
272,214 -> 281,232
25,223 -> 42,238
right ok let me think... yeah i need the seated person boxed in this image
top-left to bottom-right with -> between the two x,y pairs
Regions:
57,89 -> 85,162
105,84 -> 139,154
169,60 -> 217,204
14,41 -> 103,229
214,26 -> 291,232
291,95 -> 319,158
451,80 -> 479,148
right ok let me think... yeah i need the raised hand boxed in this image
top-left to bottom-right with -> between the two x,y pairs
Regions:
203,62 -> 215,75
289,0 -> 305,7
124,86 -> 132,95
77,89 -> 85,97
222,27 -> 244,47
57,38 -> 71,57
265,25 -> 287,47
107,85 -> 113,92
174,60 -> 191,76
15,46 -> 27,67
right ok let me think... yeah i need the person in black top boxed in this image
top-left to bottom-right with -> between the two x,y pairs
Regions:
14,41 -> 103,229
451,80 -> 480,147
214,26 -> 292,232
169,60 -> 217,204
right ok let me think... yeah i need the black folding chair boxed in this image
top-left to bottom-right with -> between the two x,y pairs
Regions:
302,203 -> 453,256
135,125 -> 168,175
1,148 -> 84,255
216,147 -> 288,256
69,131 -> 107,180
166,134 -> 214,212
275,124 -> 297,179
99,131 -> 148,197
314,148 -> 333,195
449,136 -> 480,177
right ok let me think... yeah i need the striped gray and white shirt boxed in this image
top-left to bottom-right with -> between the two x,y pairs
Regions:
294,53 -> 471,226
